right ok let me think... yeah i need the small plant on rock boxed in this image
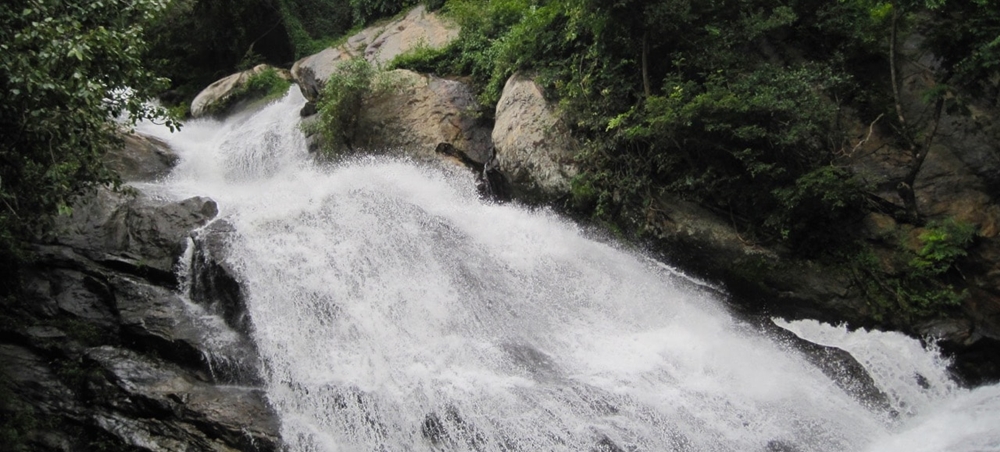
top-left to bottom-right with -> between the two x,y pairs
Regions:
317,58 -> 400,154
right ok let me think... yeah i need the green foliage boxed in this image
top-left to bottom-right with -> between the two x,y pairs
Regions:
921,0 -> 1000,104
910,218 -> 976,276
431,0 -> 548,108
0,0 -> 175,294
851,218 -> 975,322
350,0 -> 417,26
317,58 -> 381,154
387,40 -> 450,72
770,166 -> 870,252
278,0 -> 357,58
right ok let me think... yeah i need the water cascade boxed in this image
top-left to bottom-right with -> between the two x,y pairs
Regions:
138,89 -> 1000,451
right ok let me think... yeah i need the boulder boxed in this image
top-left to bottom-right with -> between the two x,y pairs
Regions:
189,220 -> 255,337
291,5 -> 458,103
364,5 -> 459,65
190,64 -> 291,118
292,47 -> 355,103
86,346 -> 280,451
111,273 -> 262,385
106,133 -> 179,182
644,196 -> 871,327
54,189 -> 218,285
353,69 -> 492,163
492,73 -> 579,198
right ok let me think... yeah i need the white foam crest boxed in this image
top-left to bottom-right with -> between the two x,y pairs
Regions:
864,384 -> 1000,452
773,319 -> 958,417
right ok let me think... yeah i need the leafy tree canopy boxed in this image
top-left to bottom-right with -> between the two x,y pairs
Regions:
0,0 -> 176,293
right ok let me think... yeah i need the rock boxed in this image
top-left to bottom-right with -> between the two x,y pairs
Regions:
86,346 -> 280,451
364,5 -> 459,65
435,143 -> 511,201
190,64 -> 291,118
291,5 -> 457,104
492,73 -> 579,198
354,70 -> 492,163
54,189 -> 218,285
645,196 -> 872,328
189,220 -> 254,337
765,319 -> 895,414
861,212 -> 898,241
291,48 -> 354,103
106,133 -> 180,182
0,344 -> 78,415
111,273 -> 262,385
26,267 -> 117,329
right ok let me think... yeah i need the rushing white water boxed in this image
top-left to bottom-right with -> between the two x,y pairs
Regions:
138,89 -> 1000,451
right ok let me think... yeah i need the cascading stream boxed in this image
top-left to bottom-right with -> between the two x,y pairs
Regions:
138,89 -> 1000,451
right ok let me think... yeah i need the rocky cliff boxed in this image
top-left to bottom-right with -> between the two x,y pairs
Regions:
0,136 -> 280,451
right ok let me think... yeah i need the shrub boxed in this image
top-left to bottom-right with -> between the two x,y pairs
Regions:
852,218 -> 976,322
317,58 -> 381,154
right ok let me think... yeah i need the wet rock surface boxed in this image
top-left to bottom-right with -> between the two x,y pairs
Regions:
0,178 -> 279,450
108,133 -> 180,182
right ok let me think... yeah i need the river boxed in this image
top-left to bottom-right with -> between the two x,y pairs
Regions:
138,88 -> 1000,451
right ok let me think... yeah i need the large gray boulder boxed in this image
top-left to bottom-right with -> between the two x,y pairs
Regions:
364,5 -> 458,65
54,188 -> 218,284
106,133 -> 179,182
86,346 -> 279,451
492,73 -> 579,198
190,64 -> 291,118
291,4 -> 458,103
353,69 -> 492,163
1,185 -> 281,450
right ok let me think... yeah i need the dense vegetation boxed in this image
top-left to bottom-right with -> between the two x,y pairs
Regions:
414,0 -> 995,240
0,0 -> 176,295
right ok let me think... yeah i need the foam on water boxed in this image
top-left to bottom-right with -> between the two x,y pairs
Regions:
138,88 -> 1000,451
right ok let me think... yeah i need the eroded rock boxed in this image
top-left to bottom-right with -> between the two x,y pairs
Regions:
2,186 -> 280,451
54,189 -> 218,285
190,64 -> 291,118
364,5 -> 458,66
87,346 -> 280,451
291,5 -> 457,104
354,70 -> 492,163
492,72 -> 579,198
107,133 -> 180,182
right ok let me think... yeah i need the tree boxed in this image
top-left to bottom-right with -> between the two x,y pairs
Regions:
0,0 -> 176,293
881,0 -> 999,221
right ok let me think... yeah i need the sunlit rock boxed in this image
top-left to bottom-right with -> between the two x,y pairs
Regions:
492,72 -> 580,199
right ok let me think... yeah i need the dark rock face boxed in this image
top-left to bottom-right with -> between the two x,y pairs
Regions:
759,319 -> 895,415
53,188 -> 219,287
0,187 -> 280,451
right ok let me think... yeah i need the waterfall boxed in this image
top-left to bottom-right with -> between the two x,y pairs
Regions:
138,89 -> 1000,451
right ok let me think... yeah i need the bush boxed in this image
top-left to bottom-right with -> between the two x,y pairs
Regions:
317,58 -> 381,154
852,218 -> 976,322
